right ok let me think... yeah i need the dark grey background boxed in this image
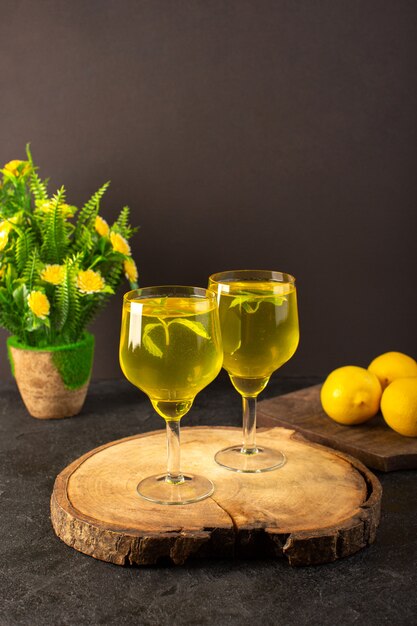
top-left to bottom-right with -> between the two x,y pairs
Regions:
0,0 -> 416,380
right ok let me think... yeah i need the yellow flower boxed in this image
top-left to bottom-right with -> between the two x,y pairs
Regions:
77,269 -> 105,294
0,221 -> 13,236
35,200 -> 74,217
41,264 -> 65,285
124,258 -> 138,283
3,160 -> 30,177
0,230 -> 8,251
95,215 -> 110,237
110,231 -> 131,255
36,200 -> 53,213
60,203 -> 75,218
27,291 -> 50,319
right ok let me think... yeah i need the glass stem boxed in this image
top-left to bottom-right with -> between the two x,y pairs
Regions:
242,396 -> 258,454
165,420 -> 184,484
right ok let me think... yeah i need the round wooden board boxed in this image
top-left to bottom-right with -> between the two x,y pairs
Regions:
51,426 -> 382,567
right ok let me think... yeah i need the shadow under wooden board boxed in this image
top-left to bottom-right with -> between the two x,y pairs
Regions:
258,384 -> 417,472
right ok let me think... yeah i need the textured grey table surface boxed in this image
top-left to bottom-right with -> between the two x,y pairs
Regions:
1,375 -> 416,626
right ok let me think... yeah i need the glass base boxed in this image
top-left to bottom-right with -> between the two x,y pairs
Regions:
137,473 -> 214,505
215,446 -> 286,473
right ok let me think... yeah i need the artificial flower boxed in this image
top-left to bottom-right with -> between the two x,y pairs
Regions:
3,160 -> 30,177
35,200 -> 74,217
123,258 -> 138,283
77,269 -> 105,294
41,264 -> 65,285
0,221 -> 13,235
27,291 -> 50,319
59,203 -> 75,218
95,215 -> 110,237
35,200 -> 53,213
0,216 -> 22,248
0,230 -> 8,251
110,231 -> 131,255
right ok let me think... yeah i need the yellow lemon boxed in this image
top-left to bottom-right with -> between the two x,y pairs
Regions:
320,366 -> 382,425
380,377 -> 417,437
368,351 -> 417,390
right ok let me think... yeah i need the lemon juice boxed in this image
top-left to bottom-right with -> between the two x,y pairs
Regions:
216,281 -> 299,396
119,286 -> 222,505
120,296 -> 223,420
208,270 -> 299,473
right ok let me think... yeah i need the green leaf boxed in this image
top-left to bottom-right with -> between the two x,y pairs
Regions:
55,264 -> 70,331
230,293 -> 287,313
141,317 -> 210,358
55,257 -> 81,338
101,285 -> 114,294
25,314 -> 45,332
75,225 -> 94,254
0,287 -> 11,304
229,294 -> 262,313
41,188 -> 68,263
12,284 -> 28,310
26,144 -> 49,202
112,205 -> 138,239
169,318 -> 210,339
142,323 -> 163,358
29,172 -> 48,202
229,295 -> 254,308
88,255 -> 108,269
15,228 -> 36,272
74,182 -> 110,247
98,237 -> 111,254
116,206 -> 130,230
5,265 -> 16,290
22,249 -> 40,291
102,263 -> 123,291
0,170 -> 17,184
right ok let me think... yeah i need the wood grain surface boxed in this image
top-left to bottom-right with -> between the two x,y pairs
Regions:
51,426 -> 381,567
258,385 -> 417,472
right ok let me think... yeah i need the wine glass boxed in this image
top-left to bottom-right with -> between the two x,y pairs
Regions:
119,286 -> 223,504
208,270 -> 299,472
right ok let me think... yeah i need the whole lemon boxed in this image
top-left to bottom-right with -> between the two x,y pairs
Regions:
368,351 -> 417,390
380,377 -> 417,437
321,366 -> 382,425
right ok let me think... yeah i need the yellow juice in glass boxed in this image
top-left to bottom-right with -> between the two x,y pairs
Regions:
120,296 -> 223,420
216,281 -> 299,396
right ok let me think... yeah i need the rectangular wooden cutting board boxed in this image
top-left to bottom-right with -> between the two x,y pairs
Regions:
257,384 -> 417,472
